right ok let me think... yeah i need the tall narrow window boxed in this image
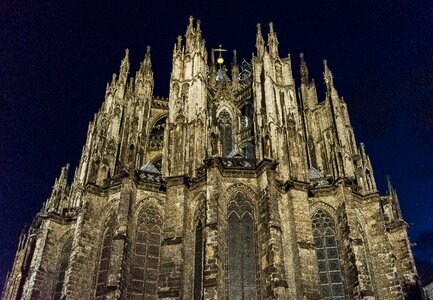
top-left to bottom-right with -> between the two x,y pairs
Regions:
228,192 -> 257,299
218,111 -> 233,157
95,226 -> 114,299
193,220 -> 204,300
312,209 -> 345,299
54,237 -> 72,300
130,205 -> 162,299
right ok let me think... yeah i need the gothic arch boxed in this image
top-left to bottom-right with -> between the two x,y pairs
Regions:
135,197 -> 165,216
227,191 -> 258,299
191,192 -> 206,227
129,203 -> 163,299
311,208 -> 346,299
53,233 -> 73,300
94,215 -> 116,299
192,197 -> 206,300
224,183 -> 257,207
148,115 -> 167,151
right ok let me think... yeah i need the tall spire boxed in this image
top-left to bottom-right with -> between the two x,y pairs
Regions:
141,46 -> 152,75
45,164 -> 70,214
256,23 -> 265,58
135,46 -> 154,97
323,59 -> 334,91
267,22 -> 279,57
185,16 -> 196,52
119,49 -> 130,84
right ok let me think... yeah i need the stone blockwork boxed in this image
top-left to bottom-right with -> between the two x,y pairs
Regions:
2,17 -> 424,300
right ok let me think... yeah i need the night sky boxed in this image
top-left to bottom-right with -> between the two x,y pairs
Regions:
1,0 -> 432,288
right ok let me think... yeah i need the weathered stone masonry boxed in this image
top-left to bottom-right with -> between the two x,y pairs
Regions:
2,17 -> 425,299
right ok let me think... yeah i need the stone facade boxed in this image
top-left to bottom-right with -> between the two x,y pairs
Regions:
2,18 -> 425,299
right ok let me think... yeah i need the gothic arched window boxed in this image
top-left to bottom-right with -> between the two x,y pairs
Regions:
95,226 -> 114,299
54,237 -> 72,300
228,192 -> 257,299
193,220 -> 204,300
130,205 -> 162,299
149,116 -> 167,150
312,209 -> 345,299
218,111 -> 233,157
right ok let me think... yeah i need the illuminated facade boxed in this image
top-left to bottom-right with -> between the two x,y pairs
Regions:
2,18 -> 423,299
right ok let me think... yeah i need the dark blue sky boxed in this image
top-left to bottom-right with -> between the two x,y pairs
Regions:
1,0 -> 432,287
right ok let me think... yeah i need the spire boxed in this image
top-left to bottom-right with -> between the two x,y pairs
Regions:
267,22 -> 279,57
140,46 -> 152,76
119,49 -> 130,83
323,59 -> 334,91
185,16 -> 196,52
186,15 -> 194,36
256,23 -> 265,58
45,164 -> 70,214
300,53 -> 309,84
386,175 -> 403,221
135,46 -> 154,97
386,175 -> 393,196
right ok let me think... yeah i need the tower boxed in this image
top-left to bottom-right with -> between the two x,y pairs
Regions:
2,18 -> 424,300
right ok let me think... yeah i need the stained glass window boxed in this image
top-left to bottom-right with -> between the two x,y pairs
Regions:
312,209 -> 345,299
54,237 -> 72,300
193,220 -> 203,300
95,226 -> 114,299
228,192 -> 257,299
130,205 -> 162,300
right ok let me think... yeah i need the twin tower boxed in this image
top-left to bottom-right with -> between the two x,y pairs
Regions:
2,17 -> 423,300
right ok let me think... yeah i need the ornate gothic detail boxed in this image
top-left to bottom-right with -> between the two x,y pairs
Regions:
2,18 -> 423,300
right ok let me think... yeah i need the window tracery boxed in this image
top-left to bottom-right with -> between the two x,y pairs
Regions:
193,220 -> 204,300
312,209 -> 345,299
53,237 -> 72,300
95,226 -> 114,299
130,205 -> 162,299
228,192 -> 257,299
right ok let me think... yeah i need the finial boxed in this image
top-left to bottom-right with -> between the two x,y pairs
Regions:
189,16 -> 194,25
146,45 -> 151,55
177,35 -> 182,48
125,48 -> 129,57
196,19 -> 201,31
269,22 -> 274,33
300,52 -> 305,60
257,23 -> 262,34
232,49 -> 237,65
215,45 -> 227,65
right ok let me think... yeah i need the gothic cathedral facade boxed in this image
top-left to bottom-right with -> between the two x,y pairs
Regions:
2,18 -> 424,299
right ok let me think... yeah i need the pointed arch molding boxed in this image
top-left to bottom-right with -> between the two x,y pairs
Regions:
129,201 -> 163,299
224,183 -> 257,207
225,184 -> 258,299
310,204 -> 346,299
192,191 -> 206,226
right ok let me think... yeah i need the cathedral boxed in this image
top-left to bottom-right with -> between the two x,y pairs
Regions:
2,18 -> 424,299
